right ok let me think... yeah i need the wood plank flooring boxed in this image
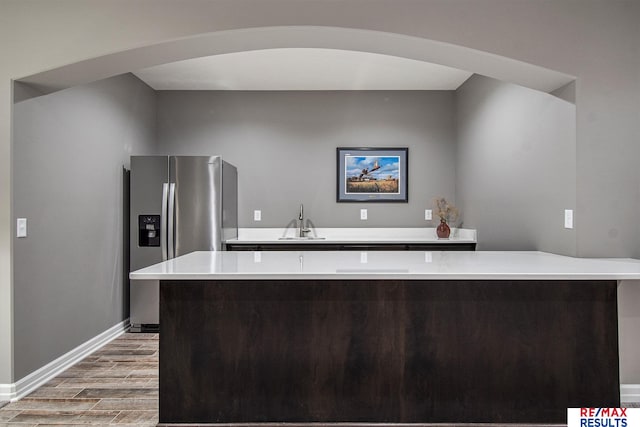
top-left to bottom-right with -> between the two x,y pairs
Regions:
0,333 -> 158,426
0,331 -> 638,426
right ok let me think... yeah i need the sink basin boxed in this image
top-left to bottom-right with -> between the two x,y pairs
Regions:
278,237 -> 326,240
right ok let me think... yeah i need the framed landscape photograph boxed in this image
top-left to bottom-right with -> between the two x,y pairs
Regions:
336,147 -> 408,202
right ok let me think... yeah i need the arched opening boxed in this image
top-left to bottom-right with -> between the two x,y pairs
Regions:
15,26 -> 574,97
10,24 -> 578,391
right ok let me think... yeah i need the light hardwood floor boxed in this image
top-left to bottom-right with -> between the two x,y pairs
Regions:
0,332 -> 638,426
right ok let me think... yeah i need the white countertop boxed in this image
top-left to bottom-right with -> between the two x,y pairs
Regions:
129,250 -> 640,281
226,227 -> 477,244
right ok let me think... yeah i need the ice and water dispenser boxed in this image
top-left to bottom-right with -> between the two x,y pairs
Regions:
138,215 -> 161,247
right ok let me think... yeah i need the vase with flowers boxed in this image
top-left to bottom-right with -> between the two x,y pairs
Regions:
433,197 -> 459,239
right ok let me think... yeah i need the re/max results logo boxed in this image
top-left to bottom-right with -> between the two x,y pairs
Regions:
568,408 -> 640,427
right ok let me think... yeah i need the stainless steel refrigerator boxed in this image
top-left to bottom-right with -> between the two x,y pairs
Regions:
129,156 -> 237,331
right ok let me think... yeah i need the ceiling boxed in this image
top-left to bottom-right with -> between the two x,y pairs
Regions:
133,48 -> 473,91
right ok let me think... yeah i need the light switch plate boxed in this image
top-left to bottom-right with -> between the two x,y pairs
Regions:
360,209 -> 368,220
253,210 -> 261,221
17,218 -> 27,238
564,209 -> 573,229
253,252 -> 262,263
425,209 -> 432,220
360,252 -> 368,263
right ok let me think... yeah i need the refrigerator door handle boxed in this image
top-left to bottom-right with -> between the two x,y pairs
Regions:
168,183 -> 176,259
160,183 -> 169,261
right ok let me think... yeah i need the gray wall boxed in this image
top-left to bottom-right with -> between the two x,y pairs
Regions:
156,91 -> 456,228
2,0 -> 640,386
12,74 -> 156,379
619,280 -> 640,384
455,75 -> 577,254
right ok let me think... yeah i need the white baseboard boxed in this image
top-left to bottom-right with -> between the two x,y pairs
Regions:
0,319 -> 129,402
622,384 -> 640,403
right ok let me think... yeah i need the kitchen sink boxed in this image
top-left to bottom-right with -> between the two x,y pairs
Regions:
278,237 -> 326,240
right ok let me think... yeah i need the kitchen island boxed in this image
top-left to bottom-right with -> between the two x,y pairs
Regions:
130,251 -> 640,425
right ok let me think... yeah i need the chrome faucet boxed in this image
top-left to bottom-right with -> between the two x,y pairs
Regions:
298,204 -> 311,237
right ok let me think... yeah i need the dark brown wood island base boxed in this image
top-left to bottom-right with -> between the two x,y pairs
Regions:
159,279 -> 619,425
158,424 -> 568,427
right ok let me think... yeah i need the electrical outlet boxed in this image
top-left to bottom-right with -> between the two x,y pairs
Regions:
17,218 -> 27,238
253,252 -> 262,263
425,209 -> 432,220
360,252 -> 368,263
564,209 -> 573,229
253,210 -> 261,221
424,252 -> 433,263
360,209 -> 368,220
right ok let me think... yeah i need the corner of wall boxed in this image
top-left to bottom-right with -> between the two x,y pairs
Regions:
0,78 -> 16,386
550,80 -> 576,105
13,82 -> 47,104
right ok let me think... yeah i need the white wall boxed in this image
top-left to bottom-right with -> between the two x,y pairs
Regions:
455,75 -> 576,254
1,0 -> 639,385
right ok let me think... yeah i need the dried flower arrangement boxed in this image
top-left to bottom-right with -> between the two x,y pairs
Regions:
433,197 -> 459,224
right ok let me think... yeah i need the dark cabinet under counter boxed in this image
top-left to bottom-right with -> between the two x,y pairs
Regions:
225,242 -> 476,251
160,278 -> 618,424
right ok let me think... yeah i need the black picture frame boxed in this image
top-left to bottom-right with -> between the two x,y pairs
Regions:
336,147 -> 408,203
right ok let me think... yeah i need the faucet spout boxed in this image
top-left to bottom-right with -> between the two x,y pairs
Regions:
298,204 -> 310,237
